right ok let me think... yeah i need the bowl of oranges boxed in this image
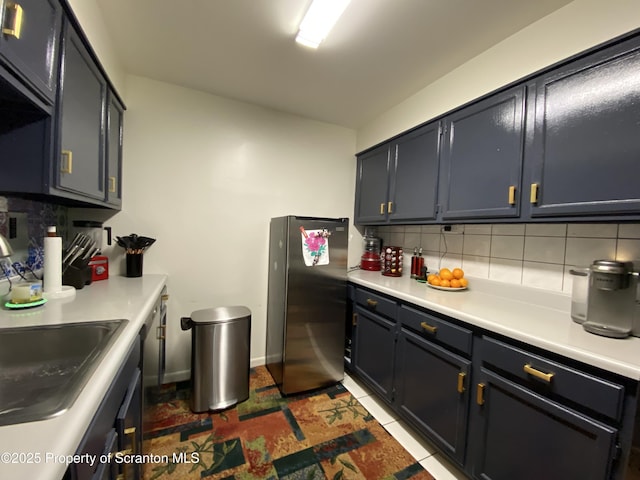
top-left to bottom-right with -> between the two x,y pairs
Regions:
426,268 -> 468,291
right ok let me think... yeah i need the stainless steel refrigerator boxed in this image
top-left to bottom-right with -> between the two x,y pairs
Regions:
266,215 -> 348,395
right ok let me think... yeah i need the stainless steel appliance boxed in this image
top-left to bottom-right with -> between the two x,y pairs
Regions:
266,215 -> 348,395
569,266 -> 590,323
582,260 -> 639,338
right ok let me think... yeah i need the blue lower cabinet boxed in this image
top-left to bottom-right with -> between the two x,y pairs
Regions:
470,368 -> 617,480
394,328 -> 471,465
349,284 -> 635,480
352,305 -> 396,402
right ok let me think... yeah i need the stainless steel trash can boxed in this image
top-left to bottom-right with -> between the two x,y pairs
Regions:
180,306 -> 251,412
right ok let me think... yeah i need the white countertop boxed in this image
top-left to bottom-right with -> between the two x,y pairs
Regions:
0,274 -> 168,480
348,270 -> 640,381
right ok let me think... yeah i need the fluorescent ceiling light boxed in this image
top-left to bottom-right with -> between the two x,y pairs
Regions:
296,0 -> 351,49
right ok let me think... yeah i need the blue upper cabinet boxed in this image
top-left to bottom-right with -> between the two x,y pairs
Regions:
55,18 -> 107,202
0,0 -> 62,105
388,122 -> 440,223
354,142 -> 390,224
524,35 -> 640,220
355,122 -> 441,225
439,86 -> 525,221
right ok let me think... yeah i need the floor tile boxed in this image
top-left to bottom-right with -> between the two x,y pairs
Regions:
383,420 -> 436,461
341,374 -> 372,399
420,453 -> 468,480
357,394 -> 398,425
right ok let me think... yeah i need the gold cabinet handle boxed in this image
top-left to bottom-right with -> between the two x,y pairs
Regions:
161,293 -> 169,301
2,3 -> 23,39
352,313 -> 358,326
156,325 -> 166,340
124,426 -> 137,454
523,364 -> 554,382
380,202 -> 385,215
530,183 -> 539,204
61,150 -> 73,174
420,321 -> 437,334
457,372 -> 466,393
508,185 -> 516,205
109,176 -> 117,192
388,201 -> 393,213
476,383 -> 486,405
366,298 -> 378,307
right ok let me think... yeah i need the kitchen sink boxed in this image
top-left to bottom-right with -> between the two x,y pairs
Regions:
0,319 -> 128,426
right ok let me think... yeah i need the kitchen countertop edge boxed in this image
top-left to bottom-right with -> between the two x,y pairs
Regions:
0,274 -> 168,480
348,270 -> 640,381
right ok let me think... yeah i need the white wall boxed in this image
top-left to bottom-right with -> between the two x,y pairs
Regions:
76,75 -> 357,381
357,0 -> 640,151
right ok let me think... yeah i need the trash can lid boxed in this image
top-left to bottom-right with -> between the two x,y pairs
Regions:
189,306 -> 251,325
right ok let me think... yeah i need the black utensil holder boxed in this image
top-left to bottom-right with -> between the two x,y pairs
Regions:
62,263 -> 92,289
126,253 -> 143,277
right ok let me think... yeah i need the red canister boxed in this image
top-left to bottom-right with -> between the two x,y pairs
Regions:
89,255 -> 109,281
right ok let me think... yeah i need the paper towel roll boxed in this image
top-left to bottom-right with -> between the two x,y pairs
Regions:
44,236 -> 62,293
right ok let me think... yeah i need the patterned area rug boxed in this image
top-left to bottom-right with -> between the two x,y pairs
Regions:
142,366 -> 434,480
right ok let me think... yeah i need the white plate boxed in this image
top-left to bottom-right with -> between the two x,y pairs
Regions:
426,284 -> 468,291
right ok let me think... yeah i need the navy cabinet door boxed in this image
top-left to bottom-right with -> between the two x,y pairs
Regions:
388,122 -> 441,223
440,86 -> 525,220
354,143 -> 390,224
0,0 -> 61,103
56,20 -> 106,201
395,329 -> 470,465
353,305 -> 396,402
525,35 -> 640,218
106,91 -> 124,207
470,368 -> 617,480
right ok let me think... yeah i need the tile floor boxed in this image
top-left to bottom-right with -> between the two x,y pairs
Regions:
341,372 -> 468,480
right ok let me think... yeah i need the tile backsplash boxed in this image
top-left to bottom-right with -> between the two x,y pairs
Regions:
0,196 -> 69,277
374,223 -> 640,294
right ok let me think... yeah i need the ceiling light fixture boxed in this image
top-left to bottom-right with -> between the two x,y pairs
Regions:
295,0 -> 351,49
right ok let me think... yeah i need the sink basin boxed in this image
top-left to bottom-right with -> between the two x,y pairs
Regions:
0,319 -> 128,426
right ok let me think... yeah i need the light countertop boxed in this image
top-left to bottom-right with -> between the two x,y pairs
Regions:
348,270 -> 640,381
0,274 -> 168,480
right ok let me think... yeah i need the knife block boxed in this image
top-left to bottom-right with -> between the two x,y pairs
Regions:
62,261 -> 92,289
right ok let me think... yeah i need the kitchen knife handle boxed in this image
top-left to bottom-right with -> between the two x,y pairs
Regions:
523,363 -> 554,382
2,3 -> 23,39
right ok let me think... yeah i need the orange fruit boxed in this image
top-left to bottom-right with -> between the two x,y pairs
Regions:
429,276 -> 441,286
450,279 -> 461,288
452,268 -> 464,279
427,274 -> 437,283
440,279 -> 451,288
459,278 -> 469,288
439,268 -> 453,280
